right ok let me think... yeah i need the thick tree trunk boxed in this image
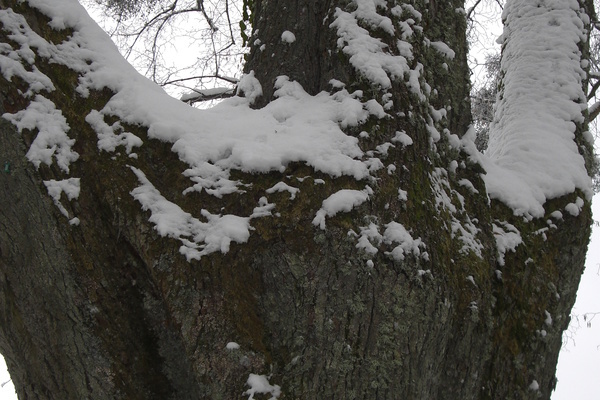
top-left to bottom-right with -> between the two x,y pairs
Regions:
0,0 -> 593,399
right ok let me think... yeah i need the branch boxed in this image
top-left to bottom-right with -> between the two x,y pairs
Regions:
466,0 -> 484,20
160,74 -> 239,86
587,76 -> 600,100
225,0 -> 235,45
588,101 -> 600,123
197,0 -> 218,32
181,87 -> 236,104
122,1 -> 179,58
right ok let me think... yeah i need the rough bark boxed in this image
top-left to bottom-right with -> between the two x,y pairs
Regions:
0,1 -> 593,400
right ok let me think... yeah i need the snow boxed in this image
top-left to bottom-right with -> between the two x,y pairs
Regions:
544,310 -> 553,326
564,197 -> 585,216
492,221 -> 522,266
44,178 -> 80,217
550,210 -> 563,220
280,31 -> 296,44
356,223 -> 383,254
236,71 -> 263,104
0,0 -> 594,267
180,87 -> 235,102
313,188 -> 370,229
0,0 -> 398,255
451,216 -> 484,258
457,179 -> 478,194
251,197 -> 276,218
397,188 -> 407,201
330,6 -> 415,90
225,342 -> 240,350
383,222 -> 425,261
429,41 -> 455,60
129,167 -> 251,261
529,380 -> 540,391
391,131 -> 413,146
353,0 -> 395,35
86,110 -> 142,153
3,95 -> 77,172
243,374 -> 281,400
266,182 -> 299,200
478,0 -> 592,218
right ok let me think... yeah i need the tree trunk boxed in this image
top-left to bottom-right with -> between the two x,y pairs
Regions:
0,0 -> 593,399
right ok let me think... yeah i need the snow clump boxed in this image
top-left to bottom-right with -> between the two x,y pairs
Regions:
281,30 -> 296,43
243,374 -> 281,400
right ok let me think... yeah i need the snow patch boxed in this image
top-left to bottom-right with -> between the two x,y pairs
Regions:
330,6 -> 414,90
243,374 -> 281,400
392,130 -> 413,146
129,167 -> 252,261
529,380 -> 540,391
225,342 -> 240,350
44,178 -> 80,218
430,41 -> 455,59
86,110 -> 142,153
492,221 -> 522,266
482,0 -> 592,217
313,188 -> 370,229
356,223 -> 383,254
281,30 -> 296,44
3,95 -> 78,172
544,310 -> 553,326
457,179 -> 478,194
451,216 -> 484,258
564,197 -> 584,216
266,182 -> 300,199
236,71 -> 263,104
383,221 -> 425,261
181,87 -> 235,102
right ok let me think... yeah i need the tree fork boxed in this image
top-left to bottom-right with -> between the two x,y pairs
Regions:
0,1 -> 593,399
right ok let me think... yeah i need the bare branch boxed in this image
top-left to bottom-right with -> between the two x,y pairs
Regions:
181,87 -> 236,104
467,0 -> 484,20
588,101 -> 600,123
197,0 -> 218,32
588,77 -> 600,100
160,74 -> 239,86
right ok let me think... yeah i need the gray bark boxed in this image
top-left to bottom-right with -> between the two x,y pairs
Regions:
0,0 -> 592,399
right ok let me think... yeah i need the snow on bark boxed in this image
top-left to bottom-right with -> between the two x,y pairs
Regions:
312,188 -> 371,229
43,178 -> 80,218
129,167 -> 252,261
482,0 -> 592,217
85,110 -> 143,154
3,95 -> 78,172
280,30 -> 296,44
330,6 -> 413,90
383,221 -> 425,261
0,0 -> 394,256
1,0 -> 477,264
5,0 -> 586,269
243,374 -> 281,400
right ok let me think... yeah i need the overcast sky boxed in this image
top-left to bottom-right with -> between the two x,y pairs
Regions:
552,195 -> 600,399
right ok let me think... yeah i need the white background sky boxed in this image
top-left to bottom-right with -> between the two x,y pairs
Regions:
552,195 -> 600,400
1,1 -> 598,398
